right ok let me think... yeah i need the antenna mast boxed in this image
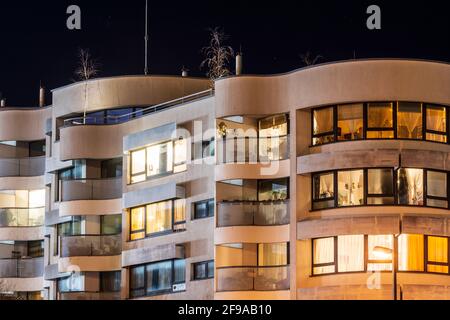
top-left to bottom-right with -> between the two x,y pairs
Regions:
144,0 -> 149,75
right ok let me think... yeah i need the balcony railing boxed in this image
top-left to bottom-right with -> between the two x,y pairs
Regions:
58,291 -> 121,300
59,177 -> 122,202
0,207 -> 45,227
62,90 -> 213,127
60,234 -> 122,258
0,156 -> 45,177
217,200 -> 290,227
0,257 -> 44,278
216,266 -> 290,292
217,135 -> 289,164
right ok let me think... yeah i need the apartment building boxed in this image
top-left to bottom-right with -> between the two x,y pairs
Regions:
1,59 -> 450,300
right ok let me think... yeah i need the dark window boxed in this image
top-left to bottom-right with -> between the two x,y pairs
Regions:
101,158 -> 123,178
193,261 -> 214,280
29,140 -> 46,157
129,259 -> 186,298
100,271 -> 121,292
101,215 -> 122,235
27,240 -> 44,258
426,170 -> 448,208
367,169 -> 395,205
193,199 -> 215,220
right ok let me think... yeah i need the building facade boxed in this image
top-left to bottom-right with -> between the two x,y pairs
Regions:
1,59 -> 450,300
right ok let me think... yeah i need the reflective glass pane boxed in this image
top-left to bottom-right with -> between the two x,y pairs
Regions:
337,104 -> 363,141
397,169 -> 424,206
337,170 -> 364,207
368,169 -> 393,195
397,102 -> 423,139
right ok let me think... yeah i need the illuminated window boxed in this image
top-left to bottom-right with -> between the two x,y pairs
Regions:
427,236 -> 448,273
367,102 -> 394,139
398,234 -> 424,272
337,104 -> 363,141
397,102 -> 423,139
337,235 -> 364,272
397,168 -> 424,206
426,105 -> 447,143
368,235 -> 393,271
130,149 -> 146,184
312,237 -> 335,275
258,178 -> 288,201
367,169 -> 394,205
130,199 -> 186,240
312,172 -> 335,210
146,201 -> 172,235
147,142 -> 173,177
337,170 -> 364,207
173,138 -> 187,173
426,171 -> 448,208
129,139 -> 189,185
130,207 -> 145,240
173,199 -> 186,231
257,243 -> 288,266
259,114 -> 289,161
312,107 -> 334,145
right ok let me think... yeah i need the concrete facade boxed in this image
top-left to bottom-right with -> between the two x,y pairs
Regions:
1,60 -> 450,300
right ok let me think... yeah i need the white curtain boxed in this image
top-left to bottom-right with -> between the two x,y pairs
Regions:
337,235 -> 364,272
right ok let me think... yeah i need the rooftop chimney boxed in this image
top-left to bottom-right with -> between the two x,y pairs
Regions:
236,52 -> 243,76
181,67 -> 189,78
39,85 -> 45,107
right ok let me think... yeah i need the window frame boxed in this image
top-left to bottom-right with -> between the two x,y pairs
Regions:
129,259 -> 186,298
310,168 -> 449,211
129,199 -> 187,241
311,106 -> 336,145
129,139 -> 188,185
193,199 -> 215,220
311,102 -> 449,147
312,234 -> 450,277
192,260 -> 215,281
425,169 -> 449,209
424,104 -> 448,143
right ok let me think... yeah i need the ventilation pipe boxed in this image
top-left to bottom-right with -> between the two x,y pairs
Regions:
181,67 -> 189,78
235,52 -> 243,76
39,85 -> 45,107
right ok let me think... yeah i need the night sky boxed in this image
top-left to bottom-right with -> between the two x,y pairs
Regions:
0,0 -> 449,106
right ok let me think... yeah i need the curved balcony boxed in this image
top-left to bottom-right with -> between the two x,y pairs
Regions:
0,208 -> 44,227
58,291 -> 120,300
0,257 -> 44,278
216,266 -> 290,292
217,200 -> 289,227
217,136 -> 289,164
0,157 -> 45,177
59,177 -> 122,202
60,234 -> 122,258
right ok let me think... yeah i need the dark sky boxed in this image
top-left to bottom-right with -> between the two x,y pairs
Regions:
0,0 -> 449,106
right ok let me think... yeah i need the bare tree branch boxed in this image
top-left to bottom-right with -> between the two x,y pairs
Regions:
201,27 -> 234,87
74,48 -> 100,81
74,48 -> 100,123
300,51 -> 323,66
